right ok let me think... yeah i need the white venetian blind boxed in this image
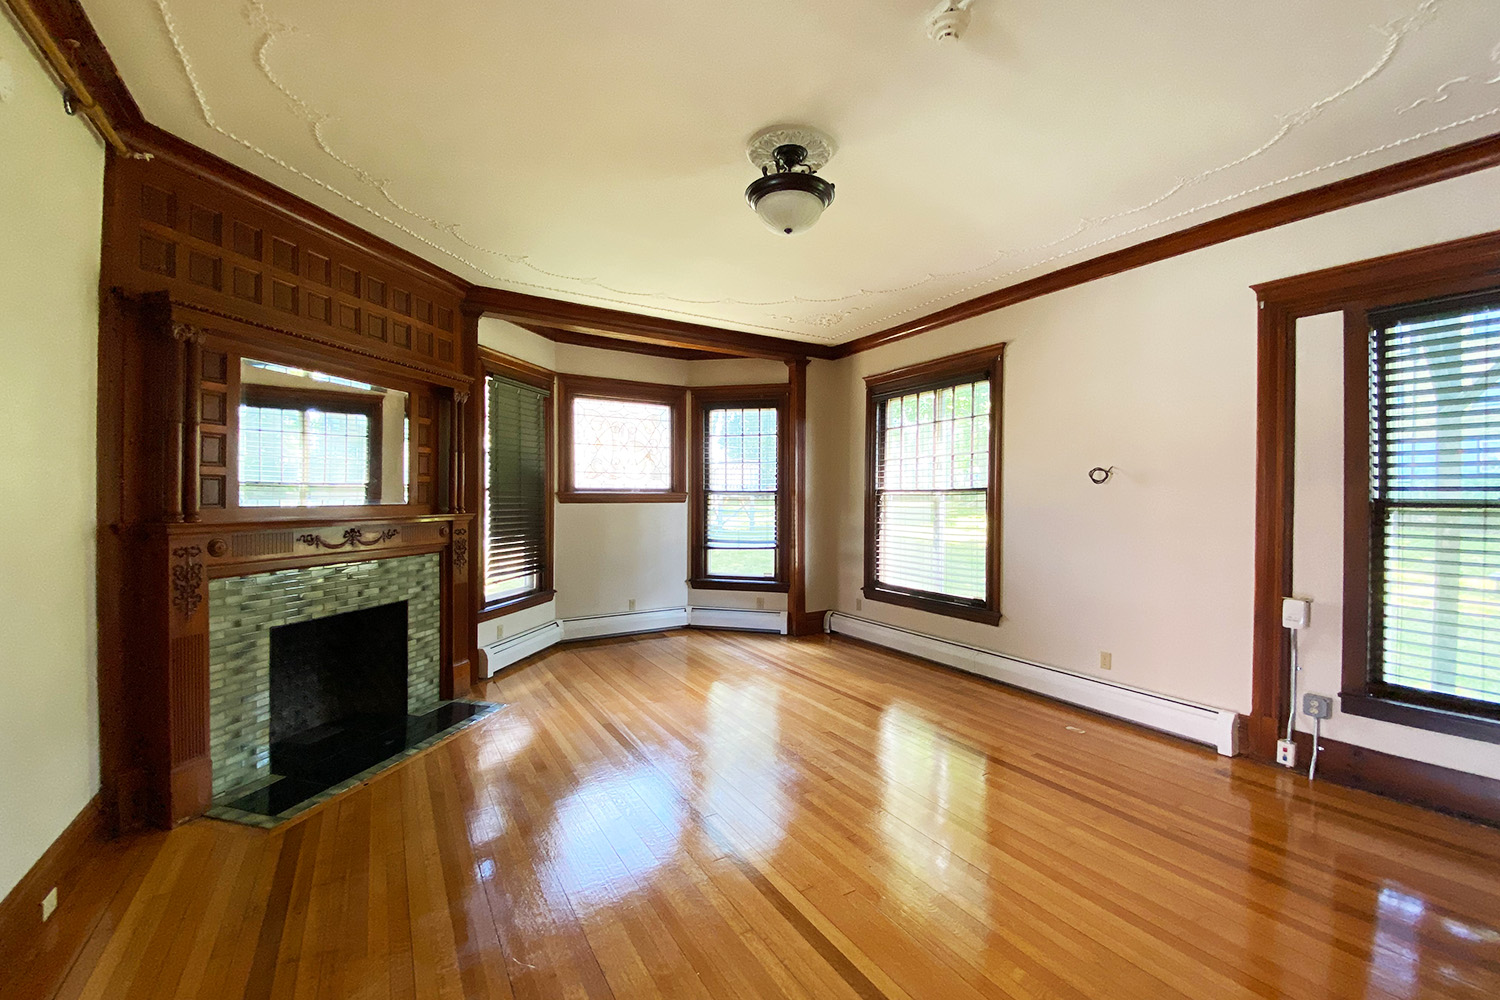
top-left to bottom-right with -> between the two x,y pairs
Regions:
1369,297 -> 1500,706
873,377 -> 991,603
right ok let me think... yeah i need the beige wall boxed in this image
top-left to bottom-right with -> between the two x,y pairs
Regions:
810,166 -> 1500,750
476,320 -> 792,644
0,23 -> 106,898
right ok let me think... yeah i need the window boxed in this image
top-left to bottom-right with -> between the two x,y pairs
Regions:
239,385 -> 384,507
864,345 -> 1003,624
557,375 -> 686,502
1355,291 -> 1500,718
481,352 -> 554,616
690,385 -> 790,590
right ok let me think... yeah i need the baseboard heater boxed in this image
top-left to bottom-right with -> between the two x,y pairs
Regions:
484,606 -> 789,678
827,613 -> 1239,756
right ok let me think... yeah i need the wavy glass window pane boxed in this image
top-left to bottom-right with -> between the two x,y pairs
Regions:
572,397 -> 674,491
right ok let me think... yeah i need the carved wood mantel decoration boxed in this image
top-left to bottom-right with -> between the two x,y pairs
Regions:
97,151 -> 479,832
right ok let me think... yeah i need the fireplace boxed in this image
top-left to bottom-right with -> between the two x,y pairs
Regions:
208,554 -> 444,798
269,602 -> 410,744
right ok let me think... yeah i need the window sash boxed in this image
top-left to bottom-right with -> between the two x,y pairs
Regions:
871,376 -> 993,606
485,374 -> 549,604
1367,299 -> 1500,708
701,404 -> 780,580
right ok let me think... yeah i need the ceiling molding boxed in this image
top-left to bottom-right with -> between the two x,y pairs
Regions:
829,127 -> 1500,358
466,287 -> 837,362
516,325 -> 737,363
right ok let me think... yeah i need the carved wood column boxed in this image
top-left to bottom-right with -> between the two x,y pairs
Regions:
162,531 -> 213,823
786,359 -> 816,635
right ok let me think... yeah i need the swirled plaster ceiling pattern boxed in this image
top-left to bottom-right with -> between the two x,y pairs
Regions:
79,0 -> 1500,343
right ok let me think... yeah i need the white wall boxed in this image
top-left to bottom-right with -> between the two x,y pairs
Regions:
476,319 -> 792,646
1292,313 -> 1500,780
0,24 -> 105,898
812,165 -> 1500,746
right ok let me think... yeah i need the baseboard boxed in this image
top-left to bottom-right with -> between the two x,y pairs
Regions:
828,613 -> 1240,756
0,795 -> 105,991
1288,731 -> 1500,827
481,621 -> 564,677
687,607 -> 787,634
561,607 -> 690,642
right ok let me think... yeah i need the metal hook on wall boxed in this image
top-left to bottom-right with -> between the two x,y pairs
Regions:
1088,466 -> 1116,485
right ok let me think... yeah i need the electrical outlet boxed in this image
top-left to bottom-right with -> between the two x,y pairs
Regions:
41,887 -> 57,922
855,598 -> 862,611
1276,739 -> 1297,768
1302,693 -> 1333,720
628,599 -> 636,612
756,597 -> 765,610
495,623 -> 503,640
1099,651 -> 1112,671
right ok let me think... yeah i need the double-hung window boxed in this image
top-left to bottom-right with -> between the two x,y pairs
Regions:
239,385 -> 384,507
481,353 -> 554,615
1349,292 -> 1500,724
690,385 -> 790,589
864,346 -> 1003,624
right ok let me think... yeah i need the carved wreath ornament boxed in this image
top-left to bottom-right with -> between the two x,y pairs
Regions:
295,527 -> 400,550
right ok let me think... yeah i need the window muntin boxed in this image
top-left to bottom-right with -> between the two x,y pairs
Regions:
484,373 -> 551,605
704,406 -> 779,579
239,402 -> 376,507
873,378 -> 991,603
571,397 -> 675,492
1368,299 -> 1500,707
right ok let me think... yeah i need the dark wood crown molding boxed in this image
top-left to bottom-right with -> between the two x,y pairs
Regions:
515,324 -> 733,362
466,287 -> 838,362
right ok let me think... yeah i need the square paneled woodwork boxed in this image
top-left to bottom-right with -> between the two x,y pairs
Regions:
306,291 -> 332,324
189,205 -> 223,245
141,185 -> 177,227
271,280 -> 298,314
232,267 -> 262,303
271,237 -> 298,273
306,252 -> 331,286
232,221 -> 262,260
201,351 -> 228,383
139,234 -> 176,277
200,474 -> 226,509
337,265 -> 360,296
188,251 -> 222,291
201,433 -> 226,467
201,390 -> 227,424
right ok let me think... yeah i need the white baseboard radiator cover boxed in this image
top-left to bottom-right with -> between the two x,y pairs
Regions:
687,607 -> 788,634
482,620 -> 563,677
827,613 -> 1239,756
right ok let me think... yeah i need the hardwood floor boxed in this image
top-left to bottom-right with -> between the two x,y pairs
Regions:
10,630 -> 1500,999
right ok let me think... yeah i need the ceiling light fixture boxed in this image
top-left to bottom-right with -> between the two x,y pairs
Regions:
744,125 -> 836,236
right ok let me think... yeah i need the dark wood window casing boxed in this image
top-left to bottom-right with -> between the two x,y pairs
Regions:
690,383 -> 791,592
863,344 -> 1004,625
1342,286 -> 1500,744
480,350 -> 555,619
556,374 -> 688,503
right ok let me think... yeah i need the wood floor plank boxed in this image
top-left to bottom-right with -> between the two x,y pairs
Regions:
20,631 -> 1500,1000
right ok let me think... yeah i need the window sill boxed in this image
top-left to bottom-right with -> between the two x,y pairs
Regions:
1340,692 -> 1500,745
556,491 -> 687,504
862,587 -> 1001,626
689,577 -> 789,593
478,589 -> 556,621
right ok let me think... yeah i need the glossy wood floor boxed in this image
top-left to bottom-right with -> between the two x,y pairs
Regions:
13,631 -> 1500,1000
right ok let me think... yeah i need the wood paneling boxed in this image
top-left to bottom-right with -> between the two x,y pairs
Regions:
9,632 -> 1500,1000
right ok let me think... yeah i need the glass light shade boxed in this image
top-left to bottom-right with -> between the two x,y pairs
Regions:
753,188 -> 827,235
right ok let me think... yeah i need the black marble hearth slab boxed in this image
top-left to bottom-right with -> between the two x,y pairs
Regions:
206,700 -> 499,828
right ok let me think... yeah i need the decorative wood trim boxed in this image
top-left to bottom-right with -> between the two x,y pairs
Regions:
833,129 -> 1500,358
168,545 -> 203,618
555,374 -> 687,503
786,361 -> 813,633
467,286 -> 837,362
862,345 -> 1005,626
0,794 -> 106,996
1250,230 -> 1500,787
477,346 -> 555,391
294,526 -> 400,550
1290,732 -> 1500,828
518,324 -> 734,362
688,382 -> 792,591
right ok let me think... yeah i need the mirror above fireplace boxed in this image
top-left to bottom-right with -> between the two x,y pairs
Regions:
238,359 -> 411,507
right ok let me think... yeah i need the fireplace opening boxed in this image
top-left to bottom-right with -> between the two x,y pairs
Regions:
270,601 -> 410,743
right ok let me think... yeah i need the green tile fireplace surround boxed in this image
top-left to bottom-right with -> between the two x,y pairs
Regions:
207,553 -> 442,797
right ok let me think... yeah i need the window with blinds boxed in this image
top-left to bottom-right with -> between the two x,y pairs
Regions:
703,405 -> 780,579
866,351 -> 1000,622
484,373 -> 550,604
1367,297 -> 1500,708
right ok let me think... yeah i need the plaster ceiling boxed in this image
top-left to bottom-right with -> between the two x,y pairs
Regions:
80,0 -> 1500,344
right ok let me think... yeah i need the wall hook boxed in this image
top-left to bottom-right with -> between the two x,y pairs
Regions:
1088,466 -> 1116,485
